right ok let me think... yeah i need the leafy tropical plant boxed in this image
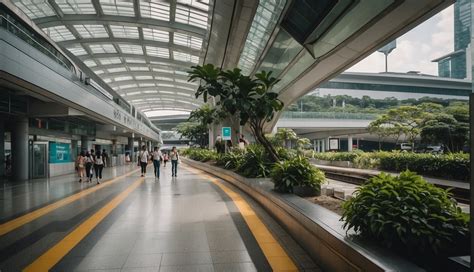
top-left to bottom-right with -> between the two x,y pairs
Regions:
271,156 -> 325,193
341,171 -> 469,255
216,150 -> 245,170
236,145 -> 272,178
188,64 -> 284,162
184,148 -> 218,162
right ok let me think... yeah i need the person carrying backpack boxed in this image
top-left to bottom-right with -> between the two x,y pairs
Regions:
94,151 -> 104,184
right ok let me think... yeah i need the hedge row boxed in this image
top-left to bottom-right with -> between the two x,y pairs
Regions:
312,151 -> 469,181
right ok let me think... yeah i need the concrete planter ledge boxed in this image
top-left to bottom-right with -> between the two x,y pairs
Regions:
183,157 -> 423,272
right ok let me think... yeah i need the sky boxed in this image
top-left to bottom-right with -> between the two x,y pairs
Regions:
346,5 -> 454,75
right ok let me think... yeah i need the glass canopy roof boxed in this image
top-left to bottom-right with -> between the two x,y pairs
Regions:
13,0 -> 211,115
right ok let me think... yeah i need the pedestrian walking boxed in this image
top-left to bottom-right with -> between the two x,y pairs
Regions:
102,149 -> 109,167
170,146 -> 179,177
163,152 -> 169,167
76,151 -> 86,182
94,150 -> 104,184
152,147 -> 162,179
138,145 -> 149,177
85,151 -> 94,182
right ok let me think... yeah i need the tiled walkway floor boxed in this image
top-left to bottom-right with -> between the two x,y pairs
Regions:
0,164 -> 319,271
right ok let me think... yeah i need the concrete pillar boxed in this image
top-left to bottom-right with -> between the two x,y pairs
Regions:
12,117 -> 28,181
112,140 -> 117,156
81,135 -> 89,152
470,92 -> 474,269
348,135 -> 353,152
71,140 -> 78,160
0,119 -> 4,176
128,137 -> 134,162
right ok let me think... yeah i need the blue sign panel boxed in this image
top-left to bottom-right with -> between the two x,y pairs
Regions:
49,142 -> 71,163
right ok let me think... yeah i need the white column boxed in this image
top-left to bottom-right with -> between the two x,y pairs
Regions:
348,135 -> 353,152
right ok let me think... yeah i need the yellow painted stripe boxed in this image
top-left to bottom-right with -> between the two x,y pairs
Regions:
23,176 -> 145,272
185,166 -> 298,272
0,168 -> 140,236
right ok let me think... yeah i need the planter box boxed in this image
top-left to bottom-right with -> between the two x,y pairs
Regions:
313,159 -> 354,168
293,185 -> 320,197
183,158 -> 423,272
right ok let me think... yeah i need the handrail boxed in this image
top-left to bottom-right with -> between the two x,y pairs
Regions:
0,14 -> 72,71
281,111 -> 377,120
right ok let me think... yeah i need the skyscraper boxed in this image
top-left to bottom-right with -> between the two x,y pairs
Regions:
432,0 -> 471,79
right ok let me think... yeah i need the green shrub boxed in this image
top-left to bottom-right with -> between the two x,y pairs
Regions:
341,171 -> 469,255
311,151 -> 469,180
271,156 -> 325,193
237,145 -> 272,178
185,148 -> 218,162
276,147 -> 297,160
313,152 -> 359,162
216,151 -> 245,170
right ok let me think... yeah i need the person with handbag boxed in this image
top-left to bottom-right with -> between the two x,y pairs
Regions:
94,150 -> 104,184
138,145 -> 149,177
170,146 -> 179,177
85,151 -> 94,183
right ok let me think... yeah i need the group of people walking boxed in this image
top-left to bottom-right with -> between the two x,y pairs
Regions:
75,149 -> 107,184
139,145 -> 180,178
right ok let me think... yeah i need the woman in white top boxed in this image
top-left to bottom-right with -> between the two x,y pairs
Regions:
139,145 -> 149,177
94,151 -> 104,184
152,147 -> 162,179
170,146 -> 179,177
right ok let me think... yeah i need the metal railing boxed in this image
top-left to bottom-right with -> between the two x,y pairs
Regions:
281,111 -> 378,120
1,14 -> 74,72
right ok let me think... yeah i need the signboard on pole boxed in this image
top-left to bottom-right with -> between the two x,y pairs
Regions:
328,138 -> 340,151
222,127 -> 231,140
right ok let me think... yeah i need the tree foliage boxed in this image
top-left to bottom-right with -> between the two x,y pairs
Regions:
188,64 -> 283,161
176,104 -> 218,148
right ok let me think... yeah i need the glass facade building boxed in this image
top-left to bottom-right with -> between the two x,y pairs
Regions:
434,0 -> 471,79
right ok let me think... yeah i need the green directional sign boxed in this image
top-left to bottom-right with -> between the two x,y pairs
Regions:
222,127 -> 231,140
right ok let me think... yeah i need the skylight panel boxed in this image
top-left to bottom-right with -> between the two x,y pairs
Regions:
110,25 -> 139,38
104,78 -> 113,83
173,51 -> 199,63
56,0 -> 96,14
99,57 -> 122,65
100,0 -> 135,16
95,70 -> 105,75
13,0 -> 55,19
119,83 -> 138,89
146,46 -> 169,58
107,67 -> 127,73
175,5 -> 208,29
135,75 -> 153,80
74,25 -> 109,38
143,90 -> 157,94
177,0 -> 209,11
142,28 -> 169,42
175,70 -> 188,76
140,0 -> 170,21
139,83 -> 155,87
119,44 -> 143,54
115,76 -> 133,81
125,58 -> 146,63
89,44 -> 117,54
42,26 -> 75,42
65,44 -> 88,56
129,66 -> 150,71
83,59 -> 97,67
173,33 -> 202,50
152,68 -> 172,74
155,76 -> 173,81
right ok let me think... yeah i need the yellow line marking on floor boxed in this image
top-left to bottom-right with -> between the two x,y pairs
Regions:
184,166 -> 298,272
23,176 -> 145,272
0,168 -> 141,236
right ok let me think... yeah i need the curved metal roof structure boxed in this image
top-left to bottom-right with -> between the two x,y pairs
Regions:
11,0 -> 210,115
